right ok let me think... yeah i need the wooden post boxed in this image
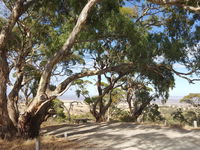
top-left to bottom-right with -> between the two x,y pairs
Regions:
164,120 -> 167,126
107,108 -> 110,122
64,132 -> 68,139
35,136 -> 40,150
194,120 -> 198,128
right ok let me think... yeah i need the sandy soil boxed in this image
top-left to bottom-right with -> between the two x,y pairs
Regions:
43,122 -> 200,150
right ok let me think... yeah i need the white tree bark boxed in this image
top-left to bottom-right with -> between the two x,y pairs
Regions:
27,0 -> 101,112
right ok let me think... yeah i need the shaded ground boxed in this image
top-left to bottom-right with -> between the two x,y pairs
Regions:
1,123 -> 200,150
43,122 -> 200,150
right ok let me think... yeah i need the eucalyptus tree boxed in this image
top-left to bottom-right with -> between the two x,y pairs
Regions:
121,75 -> 167,121
82,77 -> 125,122
0,0 -> 103,139
0,0 -> 199,139
83,66 -> 127,122
0,0 -> 38,138
180,93 -> 200,107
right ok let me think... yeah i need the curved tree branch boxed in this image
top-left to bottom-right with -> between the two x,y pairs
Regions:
52,63 -> 135,96
36,0 -> 101,96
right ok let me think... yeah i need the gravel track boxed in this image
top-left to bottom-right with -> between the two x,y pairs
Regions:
44,122 -> 200,150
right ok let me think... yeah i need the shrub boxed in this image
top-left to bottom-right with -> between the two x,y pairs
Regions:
183,111 -> 197,126
52,99 -> 66,119
171,108 -> 185,124
108,106 -> 132,122
142,104 -> 164,122
119,113 -> 135,122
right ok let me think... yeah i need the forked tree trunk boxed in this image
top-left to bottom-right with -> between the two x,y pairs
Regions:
131,108 -> 143,121
91,101 -> 109,123
92,98 -> 112,123
18,99 -> 52,139
95,114 -> 106,123
18,113 -> 44,139
130,101 -> 151,121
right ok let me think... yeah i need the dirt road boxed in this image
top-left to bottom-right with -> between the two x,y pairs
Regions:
44,122 -> 200,150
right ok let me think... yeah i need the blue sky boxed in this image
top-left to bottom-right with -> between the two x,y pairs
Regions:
59,63 -> 200,101
170,75 -> 200,97
60,76 -> 200,100
169,64 -> 200,97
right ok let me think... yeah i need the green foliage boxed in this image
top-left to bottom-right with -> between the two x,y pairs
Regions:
52,99 -> 66,119
183,111 -> 197,126
120,113 -> 135,122
73,79 -> 92,98
109,106 -> 130,121
142,104 -> 164,122
160,106 -> 200,127
70,113 -> 94,121
180,93 -> 200,107
110,88 -> 126,104
171,108 -> 185,123
84,96 -> 98,105
119,7 -> 137,18
171,108 -> 200,126
113,108 -> 133,122
135,89 -> 155,104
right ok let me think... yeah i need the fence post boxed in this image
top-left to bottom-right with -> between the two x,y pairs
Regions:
64,132 -> 68,139
35,136 -> 40,150
194,120 -> 198,128
107,108 -> 110,122
164,120 -> 167,126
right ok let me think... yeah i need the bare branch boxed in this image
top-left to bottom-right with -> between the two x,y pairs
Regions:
52,63 -> 135,96
147,0 -> 200,13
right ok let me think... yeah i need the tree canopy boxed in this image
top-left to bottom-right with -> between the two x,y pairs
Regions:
180,93 -> 200,107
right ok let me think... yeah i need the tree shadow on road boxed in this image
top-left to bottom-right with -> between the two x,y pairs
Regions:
43,122 -> 200,150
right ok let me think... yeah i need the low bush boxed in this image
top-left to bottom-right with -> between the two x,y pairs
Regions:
142,104 -> 164,122
170,108 -> 200,126
51,99 -> 66,122
171,108 -> 185,124
183,111 -> 197,126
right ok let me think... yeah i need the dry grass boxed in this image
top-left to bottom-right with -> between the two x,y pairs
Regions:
0,135 -> 82,150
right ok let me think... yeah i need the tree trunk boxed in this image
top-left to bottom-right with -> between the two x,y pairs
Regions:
95,113 -> 106,123
131,101 -> 151,121
7,72 -> 24,127
131,109 -> 143,121
94,102 -> 112,123
127,90 -> 133,115
18,112 -> 43,139
7,98 -> 19,128
18,99 -> 52,139
0,51 -> 16,139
